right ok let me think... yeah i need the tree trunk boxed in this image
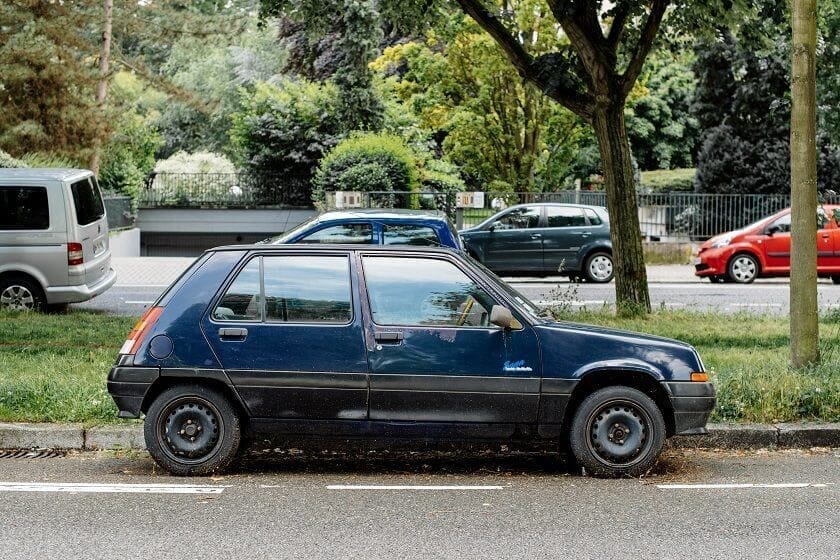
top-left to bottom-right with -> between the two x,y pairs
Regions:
790,0 -> 819,367
591,101 -> 651,316
90,0 -> 114,176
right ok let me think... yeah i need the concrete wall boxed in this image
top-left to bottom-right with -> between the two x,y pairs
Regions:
108,228 -> 140,257
136,208 -> 317,256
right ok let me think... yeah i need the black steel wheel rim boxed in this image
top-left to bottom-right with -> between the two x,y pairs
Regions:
585,398 -> 653,468
157,396 -> 224,465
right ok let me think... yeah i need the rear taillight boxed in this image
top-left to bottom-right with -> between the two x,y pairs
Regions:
119,306 -> 164,355
67,242 -> 84,266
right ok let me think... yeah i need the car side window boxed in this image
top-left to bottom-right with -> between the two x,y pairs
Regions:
297,223 -> 372,244
262,256 -> 352,323
770,214 -> 792,233
383,224 -> 440,246
817,208 -> 829,230
363,256 -> 497,327
584,208 -> 603,226
546,206 -> 587,228
0,187 -> 49,230
213,259 -> 261,321
494,207 -> 541,230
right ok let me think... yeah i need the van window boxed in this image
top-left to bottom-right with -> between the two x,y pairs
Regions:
0,187 -> 49,230
71,177 -> 105,226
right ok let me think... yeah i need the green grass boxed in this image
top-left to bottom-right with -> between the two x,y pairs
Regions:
0,311 -> 135,423
551,309 -> 840,423
0,309 -> 837,424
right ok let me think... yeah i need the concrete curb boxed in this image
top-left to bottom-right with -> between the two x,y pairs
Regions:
0,422 -> 838,451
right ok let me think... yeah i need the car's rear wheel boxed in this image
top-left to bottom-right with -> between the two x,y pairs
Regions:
569,386 -> 666,478
144,384 -> 241,476
583,252 -> 614,283
832,275 -> 840,285
0,276 -> 45,312
726,253 -> 759,284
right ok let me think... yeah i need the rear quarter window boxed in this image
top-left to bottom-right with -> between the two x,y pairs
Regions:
70,177 -> 105,226
0,187 -> 49,230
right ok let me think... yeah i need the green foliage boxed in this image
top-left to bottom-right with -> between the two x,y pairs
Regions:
231,79 -> 344,184
0,150 -> 27,168
313,133 -> 420,204
421,159 -> 466,192
640,168 -> 696,193
19,153 -> 79,168
99,114 -> 163,202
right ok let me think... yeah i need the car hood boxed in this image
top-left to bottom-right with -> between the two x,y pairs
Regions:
534,321 -> 703,380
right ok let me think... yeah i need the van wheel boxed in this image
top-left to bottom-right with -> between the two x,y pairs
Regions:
726,253 -> 758,283
569,386 -> 666,478
0,276 -> 45,312
144,384 -> 241,476
583,252 -> 614,283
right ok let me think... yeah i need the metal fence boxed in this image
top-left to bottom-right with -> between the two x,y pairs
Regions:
138,173 -> 312,208
326,190 -> 840,241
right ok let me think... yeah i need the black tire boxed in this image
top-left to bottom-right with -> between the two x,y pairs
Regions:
144,384 -> 241,476
726,253 -> 759,284
0,275 -> 46,312
583,251 -> 614,283
832,276 -> 840,285
569,386 -> 666,478
709,276 -> 723,284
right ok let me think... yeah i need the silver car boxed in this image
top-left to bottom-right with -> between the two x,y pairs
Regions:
0,168 -> 116,311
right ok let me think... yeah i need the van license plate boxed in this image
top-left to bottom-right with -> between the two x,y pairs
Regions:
94,240 -> 105,255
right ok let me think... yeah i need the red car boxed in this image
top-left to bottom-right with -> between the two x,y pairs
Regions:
695,205 -> 840,283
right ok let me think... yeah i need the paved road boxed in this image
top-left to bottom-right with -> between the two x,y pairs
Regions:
74,278 -> 840,317
0,448 -> 836,559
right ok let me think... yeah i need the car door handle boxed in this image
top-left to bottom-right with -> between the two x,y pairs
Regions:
218,327 -> 248,340
530,233 -> 542,239
374,331 -> 404,343
822,234 -> 830,239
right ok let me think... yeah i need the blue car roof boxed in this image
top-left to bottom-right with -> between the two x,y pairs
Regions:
308,209 -> 448,222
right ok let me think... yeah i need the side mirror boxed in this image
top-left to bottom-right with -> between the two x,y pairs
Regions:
766,225 -> 781,236
490,305 -> 522,330
488,221 -> 501,232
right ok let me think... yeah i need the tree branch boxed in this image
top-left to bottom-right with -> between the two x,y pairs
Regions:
456,0 -> 594,119
606,1 -> 632,48
619,0 -> 669,99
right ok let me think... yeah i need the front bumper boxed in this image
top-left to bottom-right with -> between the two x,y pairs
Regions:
693,248 -> 731,278
107,365 -> 158,418
46,267 -> 117,304
665,381 -> 716,435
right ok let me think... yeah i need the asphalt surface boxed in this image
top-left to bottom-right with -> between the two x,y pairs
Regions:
73,278 -> 840,317
0,448 -> 836,559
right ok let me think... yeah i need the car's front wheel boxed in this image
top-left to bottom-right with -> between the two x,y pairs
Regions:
583,252 -> 614,283
569,386 -> 666,478
144,384 -> 241,476
726,253 -> 759,283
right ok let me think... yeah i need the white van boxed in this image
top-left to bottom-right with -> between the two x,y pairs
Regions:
0,168 -> 116,311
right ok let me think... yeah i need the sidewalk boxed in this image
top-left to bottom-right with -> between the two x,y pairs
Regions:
0,422 -> 837,451
113,257 -> 711,287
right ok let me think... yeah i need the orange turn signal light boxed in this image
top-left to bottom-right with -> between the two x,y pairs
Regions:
690,372 -> 709,382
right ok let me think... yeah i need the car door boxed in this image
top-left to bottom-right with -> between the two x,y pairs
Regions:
541,206 -> 590,274
816,207 -> 838,270
480,206 -> 544,272
360,254 -> 541,429
761,212 -> 791,271
201,252 -> 369,420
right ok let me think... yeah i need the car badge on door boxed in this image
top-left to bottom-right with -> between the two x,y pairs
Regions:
503,360 -> 533,372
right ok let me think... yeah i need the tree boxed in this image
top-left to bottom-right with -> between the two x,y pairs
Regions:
790,0 -> 819,367
91,0 -> 114,176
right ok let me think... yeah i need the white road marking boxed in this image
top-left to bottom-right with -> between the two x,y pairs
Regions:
534,300 -> 606,307
657,483 -> 834,490
0,482 -> 227,494
730,303 -> 783,307
123,300 -> 154,305
114,284 -> 169,289
326,484 -> 506,491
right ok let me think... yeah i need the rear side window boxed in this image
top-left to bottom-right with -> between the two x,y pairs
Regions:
546,206 -> 587,227
383,224 -> 440,246
213,259 -> 261,321
0,187 -> 49,230
70,177 -> 105,226
584,208 -> 603,226
297,223 -> 372,244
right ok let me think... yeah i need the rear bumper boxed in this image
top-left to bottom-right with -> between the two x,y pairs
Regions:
107,365 -> 158,418
665,381 -> 716,435
46,267 -> 116,303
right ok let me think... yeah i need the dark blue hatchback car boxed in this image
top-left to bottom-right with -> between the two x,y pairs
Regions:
108,245 -> 714,477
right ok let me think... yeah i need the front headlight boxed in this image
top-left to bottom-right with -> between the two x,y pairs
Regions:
711,236 -> 732,248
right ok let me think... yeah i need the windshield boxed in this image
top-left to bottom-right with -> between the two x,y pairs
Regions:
465,255 -> 548,323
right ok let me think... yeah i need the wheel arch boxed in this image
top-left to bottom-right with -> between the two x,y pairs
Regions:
140,376 -> 249,421
727,248 -> 763,277
0,269 -> 47,294
563,369 -> 676,437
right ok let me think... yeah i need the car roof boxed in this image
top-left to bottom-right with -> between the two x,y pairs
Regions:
0,168 -> 93,182
207,243 -> 460,254
503,202 -> 606,210
310,208 -> 448,222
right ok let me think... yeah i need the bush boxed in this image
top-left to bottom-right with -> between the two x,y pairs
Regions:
313,133 -> 420,206
150,151 -> 238,206
154,151 -> 236,175
640,168 -> 695,193
99,114 -> 163,204
0,149 -> 26,168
